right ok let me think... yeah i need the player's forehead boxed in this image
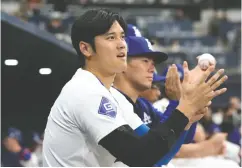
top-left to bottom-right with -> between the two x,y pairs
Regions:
129,56 -> 155,62
102,21 -> 125,36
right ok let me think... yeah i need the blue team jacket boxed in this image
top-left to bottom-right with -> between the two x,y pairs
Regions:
120,91 -> 197,166
135,98 -> 197,166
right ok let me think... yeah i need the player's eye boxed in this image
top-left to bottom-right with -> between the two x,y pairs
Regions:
143,59 -> 149,63
121,34 -> 125,39
107,36 -> 115,40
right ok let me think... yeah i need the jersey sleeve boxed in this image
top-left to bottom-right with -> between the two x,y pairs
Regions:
136,99 -> 189,166
154,130 -> 188,166
73,93 -> 128,144
158,100 -> 179,123
184,122 -> 197,143
153,100 -> 196,143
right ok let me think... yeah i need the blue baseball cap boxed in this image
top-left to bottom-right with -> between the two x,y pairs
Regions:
153,73 -> 166,82
8,127 -> 22,143
127,24 -> 143,37
125,36 -> 168,64
161,64 -> 184,82
127,24 -> 154,44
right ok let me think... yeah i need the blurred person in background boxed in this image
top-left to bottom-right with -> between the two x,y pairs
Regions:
46,11 -> 71,43
21,131 -> 43,167
208,10 -> 229,46
228,96 -> 241,127
173,9 -> 188,21
212,108 -> 225,126
46,11 -> 67,35
221,97 -> 241,146
1,128 -> 32,167
199,107 -> 222,137
222,97 -> 241,131
15,0 -> 46,26
26,0 -> 45,25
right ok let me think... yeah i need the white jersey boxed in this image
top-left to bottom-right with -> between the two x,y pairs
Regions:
42,69 -> 143,167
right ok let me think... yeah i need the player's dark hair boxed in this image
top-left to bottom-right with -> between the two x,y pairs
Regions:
71,9 -> 127,66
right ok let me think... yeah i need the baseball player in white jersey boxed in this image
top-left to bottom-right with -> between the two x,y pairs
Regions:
42,9 -> 228,167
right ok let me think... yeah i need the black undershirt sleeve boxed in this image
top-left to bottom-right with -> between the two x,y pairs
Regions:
99,109 -> 188,167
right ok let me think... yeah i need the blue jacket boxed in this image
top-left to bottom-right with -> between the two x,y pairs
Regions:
120,90 -> 197,166
136,98 -> 197,144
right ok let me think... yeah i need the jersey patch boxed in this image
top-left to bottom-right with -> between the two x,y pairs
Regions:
98,97 -> 117,118
143,112 -> 152,125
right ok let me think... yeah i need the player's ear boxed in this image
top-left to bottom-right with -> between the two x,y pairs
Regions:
79,41 -> 94,59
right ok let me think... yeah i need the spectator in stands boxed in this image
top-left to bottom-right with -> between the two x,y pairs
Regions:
173,9 -> 187,21
199,107 -> 222,137
211,108 -> 224,126
170,40 -> 181,53
48,0 -> 68,13
221,97 -> 241,145
228,97 -> 241,127
232,28 -> 241,54
46,11 -> 71,43
1,127 -> 32,167
223,97 -> 241,129
46,11 -> 67,34
208,11 -> 220,37
14,1 -> 29,21
14,0 -> 46,27
21,131 -> 43,166
208,10 -> 229,45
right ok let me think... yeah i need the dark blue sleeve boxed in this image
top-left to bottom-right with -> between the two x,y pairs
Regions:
184,122 -> 197,144
134,124 -> 188,166
153,100 -> 196,144
134,98 -> 195,166
154,131 -> 188,166
153,100 -> 179,123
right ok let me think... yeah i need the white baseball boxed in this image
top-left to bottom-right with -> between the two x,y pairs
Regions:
198,53 -> 216,70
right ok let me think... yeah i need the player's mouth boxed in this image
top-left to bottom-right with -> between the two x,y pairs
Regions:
147,77 -> 153,81
117,52 -> 126,59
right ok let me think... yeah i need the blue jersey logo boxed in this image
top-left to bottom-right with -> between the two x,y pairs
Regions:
98,97 -> 117,118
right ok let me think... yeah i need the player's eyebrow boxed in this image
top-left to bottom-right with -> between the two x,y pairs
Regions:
104,31 -> 125,36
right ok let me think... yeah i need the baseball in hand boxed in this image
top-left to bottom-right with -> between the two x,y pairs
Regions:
198,53 -> 216,70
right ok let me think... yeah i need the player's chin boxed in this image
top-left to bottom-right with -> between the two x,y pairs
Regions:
143,82 -> 152,90
147,81 -> 153,88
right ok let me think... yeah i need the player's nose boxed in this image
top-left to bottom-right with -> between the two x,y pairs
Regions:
117,38 -> 126,50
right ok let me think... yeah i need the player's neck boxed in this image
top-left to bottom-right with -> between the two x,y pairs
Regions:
114,80 -> 139,103
85,66 -> 115,89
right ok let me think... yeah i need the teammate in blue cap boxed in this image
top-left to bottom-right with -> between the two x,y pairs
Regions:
114,36 -> 202,166
115,24 -> 228,166
124,25 -> 197,165
127,24 -> 143,37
